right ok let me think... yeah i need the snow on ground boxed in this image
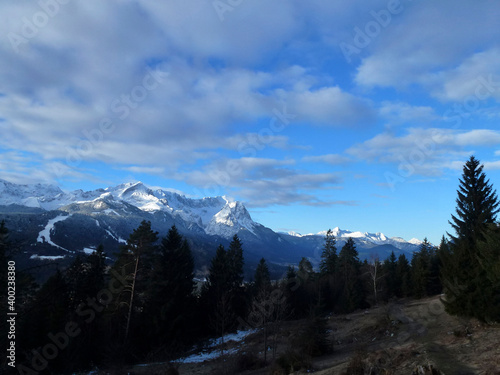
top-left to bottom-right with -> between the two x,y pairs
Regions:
30,255 -> 65,260
83,247 -> 96,254
37,214 -> 72,252
174,329 -> 258,364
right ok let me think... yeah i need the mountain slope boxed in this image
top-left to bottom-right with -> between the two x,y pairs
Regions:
0,180 -> 423,280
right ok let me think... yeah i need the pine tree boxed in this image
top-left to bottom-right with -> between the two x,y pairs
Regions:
227,234 -> 244,288
227,235 -> 247,320
396,254 -> 412,297
294,257 -> 317,317
383,251 -> 398,299
202,244 -> 237,346
338,238 -> 365,312
284,265 -> 300,318
109,220 -> 158,344
21,270 -> 70,373
254,257 -> 271,294
320,229 -> 337,275
475,224 -> 500,322
250,257 -> 273,362
411,238 -> 432,299
443,157 -> 500,320
427,242 -> 442,296
146,225 -> 195,352
366,254 -> 384,305
449,156 -> 499,243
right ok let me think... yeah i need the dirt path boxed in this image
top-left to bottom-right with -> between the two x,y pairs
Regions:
312,296 -> 498,374
401,299 -> 477,375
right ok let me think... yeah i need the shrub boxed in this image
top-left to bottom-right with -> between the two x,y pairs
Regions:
273,349 -> 312,374
235,351 -> 266,371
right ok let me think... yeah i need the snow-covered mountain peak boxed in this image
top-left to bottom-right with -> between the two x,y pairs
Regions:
408,238 -> 423,246
0,179 -> 65,209
0,179 -> 258,239
283,226 -> 423,252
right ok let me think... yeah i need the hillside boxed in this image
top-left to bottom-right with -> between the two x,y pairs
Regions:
120,296 -> 500,375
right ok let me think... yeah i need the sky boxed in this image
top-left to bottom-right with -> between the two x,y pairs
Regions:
1,0 -> 500,244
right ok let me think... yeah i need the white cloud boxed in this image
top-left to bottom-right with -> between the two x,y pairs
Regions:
302,154 -> 352,165
379,102 -> 438,126
347,128 -> 500,176
284,86 -> 375,126
176,157 -> 343,206
354,1 -> 500,96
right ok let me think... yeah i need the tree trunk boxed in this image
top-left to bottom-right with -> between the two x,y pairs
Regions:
125,253 -> 140,341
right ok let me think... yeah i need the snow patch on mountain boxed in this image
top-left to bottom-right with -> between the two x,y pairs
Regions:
37,214 -> 72,252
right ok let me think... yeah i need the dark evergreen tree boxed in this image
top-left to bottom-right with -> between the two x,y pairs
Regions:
449,155 -> 499,244
86,244 -> 107,294
296,257 -> 318,316
107,220 -> 158,351
254,257 -> 271,294
383,251 -> 398,299
227,234 -> 244,288
411,238 -> 432,299
319,229 -> 339,310
475,224 -> 500,322
298,257 -> 314,279
395,254 -> 412,297
227,234 -> 247,320
20,270 -> 70,373
58,246 -> 108,371
145,225 -> 195,354
201,244 -> 237,338
427,242 -> 442,296
365,255 -> 384,305
443,156 -> 500,321
319,229 -> 337,275
338,238 -> 365,312
284,265 -> 301,318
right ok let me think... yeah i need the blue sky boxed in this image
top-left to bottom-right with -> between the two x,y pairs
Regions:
1,0 -> 500,244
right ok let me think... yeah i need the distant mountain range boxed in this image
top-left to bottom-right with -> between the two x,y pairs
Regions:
0,179 -> 423,281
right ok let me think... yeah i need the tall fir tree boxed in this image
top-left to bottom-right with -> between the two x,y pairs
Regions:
444,156 -> 500,321
475,224 -> 500,322
227,235 -> 247,320
227,234 -> 244,288
411,238 -> 433,299
108,220 -> 158,346
254,257 -> 271,294
395,254 -> 412,297
338,238 -> 365,312
201,244 -> 239,341
449,156 -> 499,244
145,225 -> 195,354
320,229 -> 337,275
383,251 -> 398,299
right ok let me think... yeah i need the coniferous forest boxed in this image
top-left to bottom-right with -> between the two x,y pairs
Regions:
0,156 -> 499,374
